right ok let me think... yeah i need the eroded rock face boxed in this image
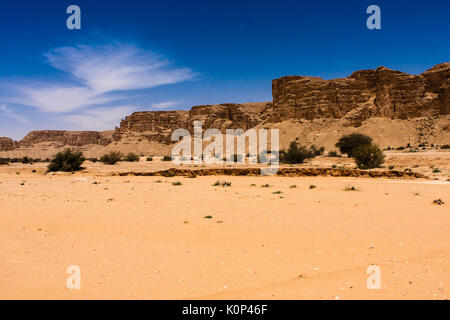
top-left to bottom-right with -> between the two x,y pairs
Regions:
114,103 -> 268,143
115,63 -> 449,143
18,130 -> 114,148
272,63 -> 450,124
0,137 -> 17,151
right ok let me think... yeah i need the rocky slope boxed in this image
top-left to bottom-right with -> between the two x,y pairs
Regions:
0,137 -> 18,152
0,131 -> 114,156
270,63 -> 449,125
1,63 -> 449,157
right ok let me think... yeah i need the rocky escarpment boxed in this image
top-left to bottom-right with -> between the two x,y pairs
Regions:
271,63 -> 450,125
0,137 -> 18,151
114,103 -> 267,143
115,63 -> 449,144
2,63 -> 449,156
18,130 -> 113,147
1,131 -> 114,153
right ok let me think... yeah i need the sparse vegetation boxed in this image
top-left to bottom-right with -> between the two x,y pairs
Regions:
100,151 -> 123,165
172,181 -> 182,186
327,150 -> 340,157
162,155 -> 172,161
352,144 -> 385,169
124,153 -> 140,162
335,133 -> 373,157
389,165 -> 394,170
0,157 -> 43,164
146,157 -> 153,161
280,141 -> 324,164
290,185 -> 297,188
47,148 -> 86,172
262,184 -> 270,188
309,185 -> 316,189
432,199 -> 445,205
440,144 -> 450,149
344,186 -> 358,191
272,191 -> 282,194
204,215 -> 213,219
432,167 -> 441,173
213,180 -> 231,187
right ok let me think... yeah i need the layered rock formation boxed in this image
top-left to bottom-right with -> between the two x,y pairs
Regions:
114,103 -> 267,143
1,130 -> 114,153
2,63 -> 449,156
271,63 -> 450,125
0,137 -> 17,152
115,63 -> 449,145
19,130 -> 113,147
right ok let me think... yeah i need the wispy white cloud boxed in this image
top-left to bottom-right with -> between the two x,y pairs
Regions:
4,43 -> 196,113
150,101 -> 181,110
59,105 -> 137,131
0,104 -> 29,123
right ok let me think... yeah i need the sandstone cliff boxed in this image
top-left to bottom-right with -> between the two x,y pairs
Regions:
0,130 -> 114,156
19,130 -> 113,147
114,63 -> 449,146
0,137 -> 17,152
271,63 -> 449,125
2,63 -> 449,157
114,103 -> 267,144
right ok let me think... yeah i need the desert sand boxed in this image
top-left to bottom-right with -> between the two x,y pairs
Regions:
0,155 -> 448,300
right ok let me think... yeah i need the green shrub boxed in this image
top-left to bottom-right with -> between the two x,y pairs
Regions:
327,150 -> 340,157
440,144 -> 450,149
47,148 -> 86,172
335,133 -> 373,157
100,151 -> 123,165
146,157 -> 153,161
124,153 -> 140,162
21,156 -> 32,164
162,155 -> 172,161
280,141 -> 324,164
352,144 -> 385,169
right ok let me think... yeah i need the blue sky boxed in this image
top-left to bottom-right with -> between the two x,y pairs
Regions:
0,0 -> 449,140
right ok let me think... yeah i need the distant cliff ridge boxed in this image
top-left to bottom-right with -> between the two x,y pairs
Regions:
0,130 -> 113,152
0,137 -> 17,152
271,63 -> 449,124
1,63 -> 449,153
116,63 -> 449,142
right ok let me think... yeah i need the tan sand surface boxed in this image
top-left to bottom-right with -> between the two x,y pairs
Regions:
0,161 -> 448,299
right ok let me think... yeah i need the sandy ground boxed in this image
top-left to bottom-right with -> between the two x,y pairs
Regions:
0,158 -> 449,300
